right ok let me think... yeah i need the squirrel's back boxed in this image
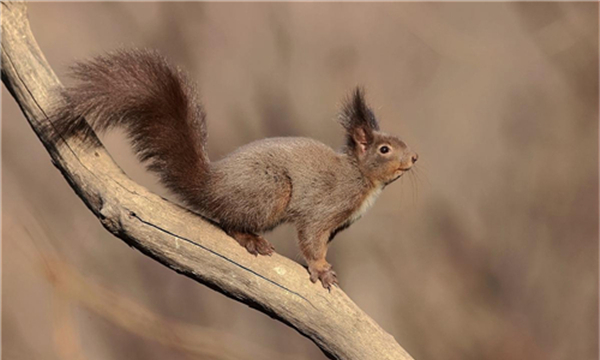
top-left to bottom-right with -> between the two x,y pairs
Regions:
203,137 -> 365,232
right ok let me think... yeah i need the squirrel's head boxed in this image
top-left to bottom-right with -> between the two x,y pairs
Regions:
339,88 -> 418,186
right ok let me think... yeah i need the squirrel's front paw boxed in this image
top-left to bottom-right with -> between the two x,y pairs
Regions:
309,263 -> 338,290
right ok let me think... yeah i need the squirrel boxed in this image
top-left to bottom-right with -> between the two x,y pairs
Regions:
51,49 -> 418,290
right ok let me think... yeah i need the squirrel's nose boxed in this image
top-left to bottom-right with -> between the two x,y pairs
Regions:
411,153 -> 419,164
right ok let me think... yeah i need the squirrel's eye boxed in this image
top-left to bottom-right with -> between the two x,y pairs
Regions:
379,145 -> 390,154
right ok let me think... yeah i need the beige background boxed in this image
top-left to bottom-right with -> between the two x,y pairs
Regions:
3,2 -> 598,360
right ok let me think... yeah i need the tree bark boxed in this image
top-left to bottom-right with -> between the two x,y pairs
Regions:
1,2 -> 415,359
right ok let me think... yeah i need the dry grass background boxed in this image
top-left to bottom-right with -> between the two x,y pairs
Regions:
2,2 -> 598,360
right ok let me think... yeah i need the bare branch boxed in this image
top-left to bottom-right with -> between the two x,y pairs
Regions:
1,3 -> 414,359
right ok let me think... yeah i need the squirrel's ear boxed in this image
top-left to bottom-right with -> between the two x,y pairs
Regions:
339,87 -> 380,154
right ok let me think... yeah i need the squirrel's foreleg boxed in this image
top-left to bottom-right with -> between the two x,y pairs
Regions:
298,229 -> 338,290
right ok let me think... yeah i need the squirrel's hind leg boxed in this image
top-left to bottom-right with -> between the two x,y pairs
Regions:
228,230 -> 275,256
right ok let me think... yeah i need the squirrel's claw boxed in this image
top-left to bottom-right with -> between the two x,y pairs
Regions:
309,265 -> 338,290
254,238 -> 275,256
320,269 -> 338,291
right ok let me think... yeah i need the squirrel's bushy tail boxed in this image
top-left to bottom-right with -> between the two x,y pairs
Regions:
52,49 -> 209,205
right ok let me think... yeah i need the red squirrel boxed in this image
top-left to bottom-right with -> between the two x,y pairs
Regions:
51,49 -> 418,289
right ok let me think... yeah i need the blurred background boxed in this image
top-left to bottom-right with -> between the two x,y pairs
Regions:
2,2 -> 598,360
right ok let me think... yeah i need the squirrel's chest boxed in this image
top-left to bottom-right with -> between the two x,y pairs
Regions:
345,186 -> 383,225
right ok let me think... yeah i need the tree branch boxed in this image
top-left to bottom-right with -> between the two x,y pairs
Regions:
1,2 -> 414,359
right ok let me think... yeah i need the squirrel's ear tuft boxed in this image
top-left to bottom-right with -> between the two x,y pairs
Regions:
339,87 -> 380,153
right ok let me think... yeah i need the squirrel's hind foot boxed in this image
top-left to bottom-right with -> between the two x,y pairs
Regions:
229,231 -> 275,256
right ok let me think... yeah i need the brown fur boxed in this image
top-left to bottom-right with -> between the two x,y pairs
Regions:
51,49 -> 418,290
